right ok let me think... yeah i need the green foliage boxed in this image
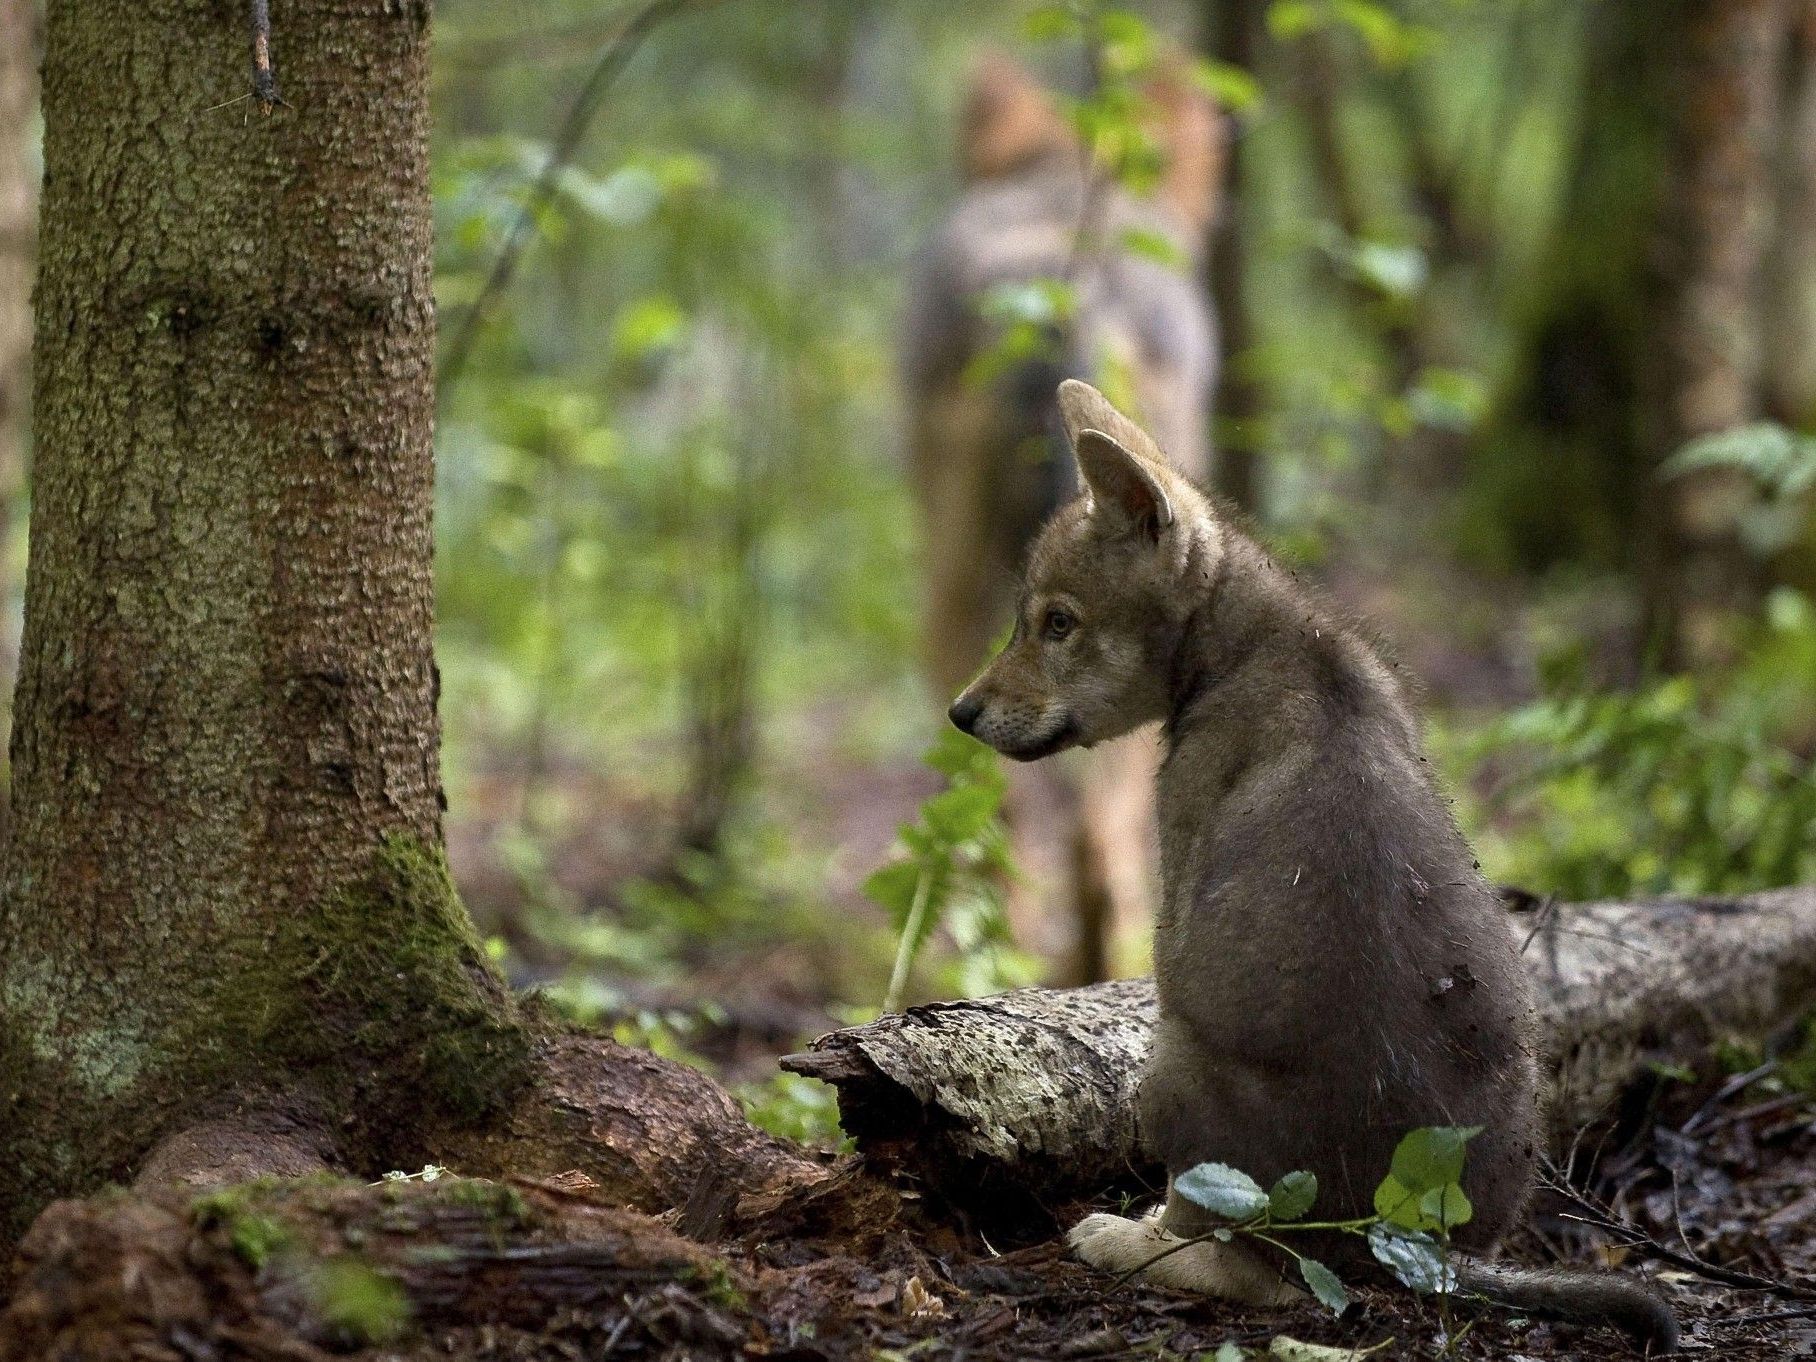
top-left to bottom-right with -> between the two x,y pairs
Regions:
1268,1170 -> 1319,1221
1298,1256 -> 1350,1314
1171,1126 -> 1473,1316
422,0 -> 1810,1047
1176,1162 -> 1271,1220
1445,591 -> 1816,899
867,730 -> 1022,1013
738,1071 -> 850,1149
1373,1126 -> 1479,1233
1367,1222 -> 1456,1295
193,1187 -> 295,1270
1662,422 -> 1816,556
311,1257 -> 412,1347
1267,0 -> 1440,69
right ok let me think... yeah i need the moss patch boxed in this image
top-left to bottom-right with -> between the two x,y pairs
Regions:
190,836 -> 533,1158
283,835 -> 531,1127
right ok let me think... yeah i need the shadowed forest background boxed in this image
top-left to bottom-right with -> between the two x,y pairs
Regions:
414,0 -> 1816,1093
1,0 -> 1816,1357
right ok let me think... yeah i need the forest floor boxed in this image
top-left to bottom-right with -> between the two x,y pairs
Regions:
6,1059 -> 1813,1360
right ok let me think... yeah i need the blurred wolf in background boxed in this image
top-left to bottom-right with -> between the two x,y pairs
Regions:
902,51 -> 1224,982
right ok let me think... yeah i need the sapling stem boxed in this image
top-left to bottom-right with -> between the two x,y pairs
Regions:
884,867 -> 934,1014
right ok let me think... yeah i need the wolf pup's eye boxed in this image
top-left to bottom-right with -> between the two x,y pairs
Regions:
1044,607 -> 1076,640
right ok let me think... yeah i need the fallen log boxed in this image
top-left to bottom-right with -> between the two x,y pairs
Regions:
783,887 -> 1816,1207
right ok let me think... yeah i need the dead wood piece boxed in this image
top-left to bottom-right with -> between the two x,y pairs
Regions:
436,1028 -> 836,1226
0,1176 -> 745,1361
135,1115 -> 334,1194
784,888 -> 1816,1205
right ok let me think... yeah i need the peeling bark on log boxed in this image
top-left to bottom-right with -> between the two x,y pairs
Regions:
784,888 -> 1816,1205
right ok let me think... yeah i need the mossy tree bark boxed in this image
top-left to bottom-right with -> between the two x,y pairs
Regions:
0,0 -> 530,1239
0,0 -> 34,722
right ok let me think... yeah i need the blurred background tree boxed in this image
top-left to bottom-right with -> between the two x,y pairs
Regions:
0,0 -> 1809,1118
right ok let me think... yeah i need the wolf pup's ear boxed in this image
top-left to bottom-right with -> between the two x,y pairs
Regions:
1057,379 -> 1171,468
1077,429 -> 1173,541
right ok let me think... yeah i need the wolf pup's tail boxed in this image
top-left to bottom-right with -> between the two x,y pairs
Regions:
1454,1260 -> 1678,1354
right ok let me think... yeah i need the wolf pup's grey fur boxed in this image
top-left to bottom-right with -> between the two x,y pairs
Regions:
949,380 -> 1678,1353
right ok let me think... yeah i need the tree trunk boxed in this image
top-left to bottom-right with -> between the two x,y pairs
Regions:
0,0 -> 35,748
1764,1 -> 1816,429
1466,5 -> 1670,581
1202,0 -> 1261,513
0,0 -> 530,1240
785,886 -> 1816,1210
1642,0 -> 1793,663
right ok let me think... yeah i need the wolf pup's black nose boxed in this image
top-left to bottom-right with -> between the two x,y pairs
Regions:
948,694 -> 983,734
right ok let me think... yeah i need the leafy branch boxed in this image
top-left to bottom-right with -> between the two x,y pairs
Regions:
1124,1126 -> 1482,1316
865,731 -> 1017,1015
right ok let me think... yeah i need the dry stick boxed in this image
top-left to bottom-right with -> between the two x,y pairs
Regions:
438,0 -> 711,392
1539,1161 -> 1816,1303
1679,1059 -> 1779,1135
249,0 -> 284,110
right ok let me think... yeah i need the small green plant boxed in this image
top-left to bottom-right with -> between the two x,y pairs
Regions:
865,730 -> 1017,1014
1662,422 -> 1816,558
311,1256 -> 412,1347
1443,589 -> 1816,899
1160,1126 -> 1479,1316
738,1071 -> 851,1150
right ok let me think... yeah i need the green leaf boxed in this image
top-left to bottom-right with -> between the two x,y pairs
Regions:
1266,0 -> 1325,41
1267,1171 -> 1318,1221
1372,1172 -> 1423,1230
1367,1222 -> 1456,1294
1663,421 -> 1816,493
610,296 -> 686,363
921,783 -> 1002,844
1190,59 -> 1261,113
1023,4 -> 1082,42
1331,0 -> 1437,67
1118,227 -> 1189,270
1297,1256 -> 1349,1315
1407,367 -> 1487,433
1349,240 -> 1427,300
1213,1343 -> 1247,1362
1175,1163 -> 1270,1220
1418,1181 -> 1473,1230
1388,1126 -> 1480,1193
861,860 -> 923,919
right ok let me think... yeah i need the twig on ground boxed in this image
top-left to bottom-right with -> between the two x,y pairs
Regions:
1681,1060 -> 1779,1135
1540,1157 -> 1816,1302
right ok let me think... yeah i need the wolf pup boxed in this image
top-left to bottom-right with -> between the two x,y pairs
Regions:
904,51 -> 1222,981
949,380 -> 1678,1352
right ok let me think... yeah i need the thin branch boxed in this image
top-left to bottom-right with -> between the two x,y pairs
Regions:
1539,1158 -> 1816,1302
438,0 -> 716,392
249,0 -> 285,111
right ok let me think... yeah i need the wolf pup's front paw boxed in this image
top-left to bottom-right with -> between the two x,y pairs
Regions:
1068,1210 -> 1165,1272
1067,1210 -> 1303,1306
